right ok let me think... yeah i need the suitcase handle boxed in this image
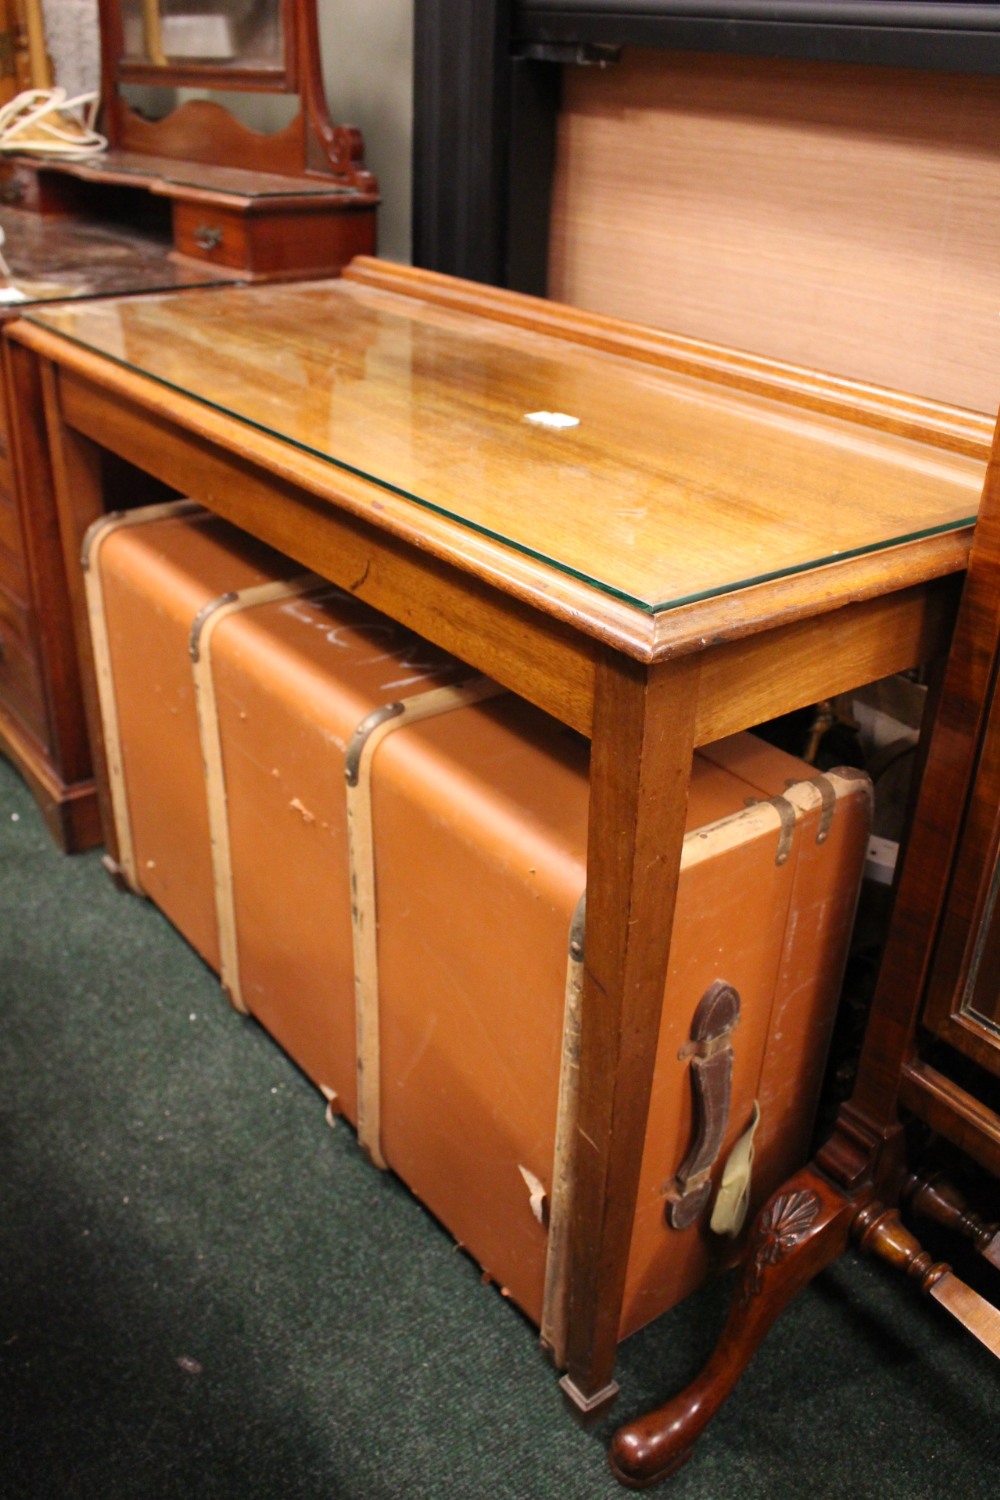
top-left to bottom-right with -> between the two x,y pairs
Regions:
665,980 -> 741,1231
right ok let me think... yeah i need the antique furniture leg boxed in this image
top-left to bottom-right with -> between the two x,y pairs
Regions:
853,1202 -> 1000,1353
609,425 -> 1000,1484
560,650 -> 702,1418
609,1174 -> 1000,1487
902,1170 -> 1000,1268
36,358 -> 124,872
609,1169 -> 857,1486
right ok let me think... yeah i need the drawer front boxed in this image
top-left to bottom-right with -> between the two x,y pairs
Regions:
172,204 -> 248,270
0,588 -> 48,746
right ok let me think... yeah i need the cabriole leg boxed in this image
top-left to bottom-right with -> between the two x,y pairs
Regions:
608,1170 -> 857,1488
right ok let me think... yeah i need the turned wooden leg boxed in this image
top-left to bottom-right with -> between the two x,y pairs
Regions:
608,1170 -> 857,1489
902,1170 -> 1000,1267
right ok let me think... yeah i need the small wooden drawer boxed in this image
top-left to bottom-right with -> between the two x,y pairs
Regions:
171,199 -> 377,277
0,586 -> 47,746
171,204 -> 248,270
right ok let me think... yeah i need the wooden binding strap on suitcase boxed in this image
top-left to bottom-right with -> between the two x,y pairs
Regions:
82,500 -> 874,1365
340,676 -> 508,1166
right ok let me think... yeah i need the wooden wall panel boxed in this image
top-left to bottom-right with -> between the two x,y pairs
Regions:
548,51 -> 1000,415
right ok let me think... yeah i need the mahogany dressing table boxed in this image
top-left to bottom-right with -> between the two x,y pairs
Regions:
0,0 -> 377,848
7,257 -> 989,1418
0,0 -> 378,281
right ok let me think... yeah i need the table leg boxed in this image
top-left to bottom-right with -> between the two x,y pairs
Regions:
561,650 -> 702,1415
609,1169 -> 856,1486
37,362 -> 122,868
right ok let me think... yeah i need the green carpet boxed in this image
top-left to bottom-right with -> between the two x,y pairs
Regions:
1,751 -> 997,1499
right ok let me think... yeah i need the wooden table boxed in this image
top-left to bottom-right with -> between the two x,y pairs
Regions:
7,257 -> 991,1414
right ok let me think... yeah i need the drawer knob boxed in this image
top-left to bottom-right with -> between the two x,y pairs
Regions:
193,224 -> 223,252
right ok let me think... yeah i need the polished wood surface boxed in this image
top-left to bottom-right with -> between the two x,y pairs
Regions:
610,1172 -> 855,1485
550,51 -> 1000,415
11,150 -> 374,207
23,262 -> 984,621
9,260 -> 987,1411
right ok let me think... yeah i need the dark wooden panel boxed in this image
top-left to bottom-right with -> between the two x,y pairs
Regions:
514,2 -> 1000,70
413,0 -> 513,284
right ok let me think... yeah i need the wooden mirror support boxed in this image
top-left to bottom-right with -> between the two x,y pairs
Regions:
95,0 -> 375,187
609,412 -> 1000,1487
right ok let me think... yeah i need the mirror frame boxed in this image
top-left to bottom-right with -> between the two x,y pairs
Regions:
99,0 -> 296,93
93,0 -> 373,183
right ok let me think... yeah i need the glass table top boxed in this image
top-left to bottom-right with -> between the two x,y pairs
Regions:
0,210 -> 234,308
25,278 -> 985,614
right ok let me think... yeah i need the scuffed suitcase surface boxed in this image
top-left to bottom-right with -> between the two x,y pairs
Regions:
369,708 -> 870,1338
88,503 -> 872,1355
208,585 -> 472,1121
85,503 -> 302,967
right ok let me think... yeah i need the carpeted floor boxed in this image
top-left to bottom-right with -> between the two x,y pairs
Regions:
1,750 -> 997,1499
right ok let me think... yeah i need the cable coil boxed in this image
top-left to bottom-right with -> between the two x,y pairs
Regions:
0,88 -> 106,159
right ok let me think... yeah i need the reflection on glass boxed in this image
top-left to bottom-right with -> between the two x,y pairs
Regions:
963,855 -> 1000,1034
24,282 -> 984,613
119,0 -> 284,71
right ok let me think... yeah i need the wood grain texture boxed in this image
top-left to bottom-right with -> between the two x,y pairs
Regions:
692,577 -> 962,748
37,363 -> 122,866
345,258 -> 994,460
19,277 -> 984,623
900,1063 -> 1000,1179
28,347 -> 600,734
564,649 -> 700,1395
549,51 -> 1000,415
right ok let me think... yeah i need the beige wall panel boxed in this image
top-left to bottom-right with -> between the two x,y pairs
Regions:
318,0 -> 413,264
549,51 -> 1000,414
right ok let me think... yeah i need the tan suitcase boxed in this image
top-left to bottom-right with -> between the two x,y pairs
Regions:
84,502 -> 872,1354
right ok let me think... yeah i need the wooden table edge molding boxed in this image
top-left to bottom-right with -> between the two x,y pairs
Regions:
342,258 -> 996,462
9,320 -> 977,670
5,276 -> 985,1418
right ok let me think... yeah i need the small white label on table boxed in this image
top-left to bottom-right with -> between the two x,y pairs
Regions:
524,411 -> 580,429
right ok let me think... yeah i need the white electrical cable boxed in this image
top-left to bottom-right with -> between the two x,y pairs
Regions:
0,88 -> 107,159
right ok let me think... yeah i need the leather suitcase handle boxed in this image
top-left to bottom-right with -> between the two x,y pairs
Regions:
665,980 -> 741,1231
